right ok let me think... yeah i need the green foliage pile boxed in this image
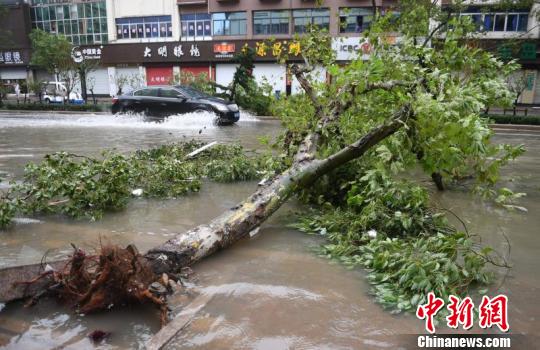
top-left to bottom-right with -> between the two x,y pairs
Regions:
233,80 -> 273,116
293,170 -> 496,313
171,71 -> 216,96
0,142 -> 262,228
271,1 -> 526,313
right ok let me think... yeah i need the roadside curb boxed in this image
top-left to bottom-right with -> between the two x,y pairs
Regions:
490,124 -> 540,131
0,110 -> 110,116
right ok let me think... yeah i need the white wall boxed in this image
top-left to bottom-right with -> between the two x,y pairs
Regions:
292,66 -> 326,94
87,68 -> 111,95
215,64 -> 238,90
106,0 -> 180,42
535,70 -> 540,104
253,64 -> 286,96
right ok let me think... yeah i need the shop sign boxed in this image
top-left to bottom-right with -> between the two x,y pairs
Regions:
144,44 -> 201,59
71,46 -> 103,63
100,40 -> 304,65
214,43 -> 236,59
332,38 -> 372,61
0,51 -> 24,65
254,41 -> 301,58
146,67 -> 173,86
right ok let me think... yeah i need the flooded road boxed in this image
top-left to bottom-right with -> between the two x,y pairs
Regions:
0,113 -> 538,349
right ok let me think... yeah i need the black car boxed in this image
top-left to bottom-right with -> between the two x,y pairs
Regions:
111,85 -> 240,124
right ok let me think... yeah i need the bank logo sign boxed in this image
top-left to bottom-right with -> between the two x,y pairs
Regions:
71,46 -> 103,63
332,38 -> 372,61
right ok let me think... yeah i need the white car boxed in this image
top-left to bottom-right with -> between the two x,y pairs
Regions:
42,82 -> 84,104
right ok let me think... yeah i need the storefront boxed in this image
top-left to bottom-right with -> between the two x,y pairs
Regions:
97,39 -> 302,96
0,49 -> 31,85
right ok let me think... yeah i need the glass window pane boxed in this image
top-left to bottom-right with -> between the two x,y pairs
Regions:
77,4 -> 84,18
506,14 -> 518,31
84,4 -> 92,19
494,14 -> 506,31
518,14 -> 528,31
196,22 -> 204,36
70,5 -> 77,20
72,20 -> 79,34
99,2 -> 107,17
49,7 -> 56,20
151,23 -> 159,37
204,20 -> 211,36
43,6 -> 50,21
483,14 -> 494,31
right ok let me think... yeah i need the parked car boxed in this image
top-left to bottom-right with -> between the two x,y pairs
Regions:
111,85 -> 240,125
42,82 -> 85,104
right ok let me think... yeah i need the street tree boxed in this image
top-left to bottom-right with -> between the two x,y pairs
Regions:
29,29 -> 73,83
145,0 -> 523,282
29,29 -> 98,103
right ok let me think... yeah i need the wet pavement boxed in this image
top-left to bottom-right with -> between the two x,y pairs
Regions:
0,113 -> 538,349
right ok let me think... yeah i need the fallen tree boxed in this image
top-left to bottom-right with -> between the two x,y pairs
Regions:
0,1 -> 524,320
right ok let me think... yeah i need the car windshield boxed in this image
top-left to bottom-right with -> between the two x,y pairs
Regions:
176,85 -> 211,99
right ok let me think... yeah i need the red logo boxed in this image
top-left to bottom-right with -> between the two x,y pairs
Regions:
214,43 -> 235,55
446,295 -> 474,330
416,292 -> 444,334
416,293 -> 509,333
479,295 -> 509,332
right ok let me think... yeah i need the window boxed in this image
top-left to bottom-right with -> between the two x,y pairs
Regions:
30,1 -> 108,44
339,8 -> 373,33
115,16 -> 172,39
460,8 -> 529,33
212,12 -> 247,36
160,89 -> 184,98
293,8 -> 330,33
134,88 -> 158,97
253,11 -> 289,35
181,13 -> 212,40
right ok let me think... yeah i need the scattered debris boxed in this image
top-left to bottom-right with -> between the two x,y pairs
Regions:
185,141 -> 218,159
131,188 -> 144,196
88,330 -> 111,344
367,229 -> 378,239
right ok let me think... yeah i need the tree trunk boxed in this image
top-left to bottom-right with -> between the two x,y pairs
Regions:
145,110 -> 408,274
80,70 -> 88,102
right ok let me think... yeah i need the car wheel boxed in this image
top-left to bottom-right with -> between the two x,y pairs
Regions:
45,98 -> 51,104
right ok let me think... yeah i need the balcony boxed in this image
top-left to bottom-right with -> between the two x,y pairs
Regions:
177,0 -> 207,5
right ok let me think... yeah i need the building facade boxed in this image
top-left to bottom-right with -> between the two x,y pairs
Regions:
1,0 -> 539,103
0,0 -> 33,85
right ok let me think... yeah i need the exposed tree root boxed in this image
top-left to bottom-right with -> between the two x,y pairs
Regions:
14,243 -> 170,326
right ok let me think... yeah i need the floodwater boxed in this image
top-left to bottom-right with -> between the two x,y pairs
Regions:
0,113 -> 538,349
